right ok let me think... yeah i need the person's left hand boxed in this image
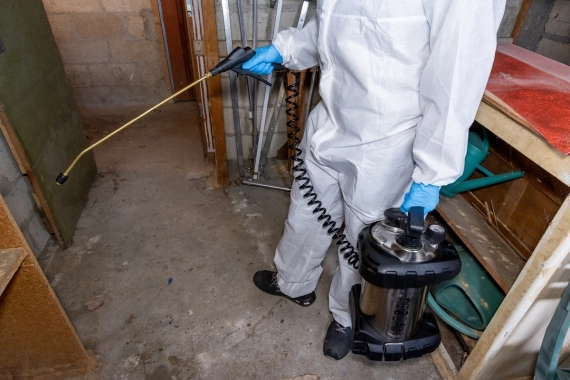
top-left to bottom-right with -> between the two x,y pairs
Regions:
400,182 -> 441,215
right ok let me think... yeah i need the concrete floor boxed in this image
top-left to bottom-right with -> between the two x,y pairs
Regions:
40,102 -> 441,379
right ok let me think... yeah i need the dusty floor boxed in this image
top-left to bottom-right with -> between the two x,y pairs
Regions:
40,102 -> 441,379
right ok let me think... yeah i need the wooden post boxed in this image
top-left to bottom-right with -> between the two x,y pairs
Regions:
202,0 -> 229,187
513,0 -> 555,50
511,0 -> 533,43
0,110 -> 65,248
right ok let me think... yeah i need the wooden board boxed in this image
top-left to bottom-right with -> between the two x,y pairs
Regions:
159,0 -> 196,100
202,0 -> 229,186
459,196 -> 570,379
0,248 -> 25,296
475,101 -> 570,187
436,195 -> 526,293
511,0 -> 533,42
0,195 -> 92,377
460,132 -> 568,260
431,344 -> 458,380
0,0 -> 97,247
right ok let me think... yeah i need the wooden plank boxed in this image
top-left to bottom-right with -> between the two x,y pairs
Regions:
461,136 -> 568,260
459,196 -> 570,379
475,101 -> 570,186
0,195 -> 92,377
436,195 -> 525,293
431,344 -> 458,380
511,0 -> 533,42
0,248 -> 25,296
0,109 -> 65,247
159,0 -> 195,101
431,311 -> 470,371
185,11 -> 211,158
202,0 -> 229,187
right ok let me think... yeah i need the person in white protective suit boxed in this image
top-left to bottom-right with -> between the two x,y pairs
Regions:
243,0 -> 506,360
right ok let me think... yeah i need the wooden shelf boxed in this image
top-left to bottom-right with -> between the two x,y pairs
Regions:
0,247 -> 25,296
436,194 -> 526,293
476,101 -> 570,187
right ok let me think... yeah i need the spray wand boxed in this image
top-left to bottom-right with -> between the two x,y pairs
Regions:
56,46 -> 269,185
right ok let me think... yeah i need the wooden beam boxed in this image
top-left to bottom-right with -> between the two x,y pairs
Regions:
511,0 -> 533,43
475,101 -> 570,187
185,8 -> 211,158
0,107 -> 65,247
514,0 -> 555,51
202,0 -> 229,187
458,196 -> 570,379
436,195 -> 525,293
431,344 -> 458,380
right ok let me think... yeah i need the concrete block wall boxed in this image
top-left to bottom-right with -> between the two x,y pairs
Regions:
535,0 -> 570,65
0,135 -> 51,257
500,0 -> 524,38
42,0 -> 170,106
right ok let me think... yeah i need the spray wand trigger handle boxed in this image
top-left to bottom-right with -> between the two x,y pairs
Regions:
231,68 -> 271,86
385,207 -> 425,249
209,46 -> 256,76
209,46 -> 273,86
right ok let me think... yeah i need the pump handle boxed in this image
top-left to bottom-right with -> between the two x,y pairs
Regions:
385,207 -> 424,249
407,206 -> 424,238
384,208 -> 408,231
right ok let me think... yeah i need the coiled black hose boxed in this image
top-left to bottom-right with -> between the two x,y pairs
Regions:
281,69 -> 359,270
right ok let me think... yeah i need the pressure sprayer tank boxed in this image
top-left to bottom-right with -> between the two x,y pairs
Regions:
350,207 -> 462,361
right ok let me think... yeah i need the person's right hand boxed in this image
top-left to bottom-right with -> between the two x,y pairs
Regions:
400,182 -> 441,216
242,45 -> 283,75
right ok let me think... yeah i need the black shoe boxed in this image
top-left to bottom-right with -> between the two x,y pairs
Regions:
253,270 -> 316,307
323,319 -> 352,360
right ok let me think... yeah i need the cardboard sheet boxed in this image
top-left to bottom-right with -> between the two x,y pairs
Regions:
486,44 -> 570,155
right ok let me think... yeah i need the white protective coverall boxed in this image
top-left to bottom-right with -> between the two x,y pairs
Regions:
272,0 -> 506,327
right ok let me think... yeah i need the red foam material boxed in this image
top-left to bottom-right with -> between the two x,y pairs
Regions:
486,44 -> 570,155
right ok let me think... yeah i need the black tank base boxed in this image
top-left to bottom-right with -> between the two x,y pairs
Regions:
349,284 -> 441,361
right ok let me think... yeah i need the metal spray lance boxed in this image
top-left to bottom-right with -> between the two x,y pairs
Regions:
56,47 -> 270,185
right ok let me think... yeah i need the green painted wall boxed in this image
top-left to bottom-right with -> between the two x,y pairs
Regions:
0,0 -> 97,246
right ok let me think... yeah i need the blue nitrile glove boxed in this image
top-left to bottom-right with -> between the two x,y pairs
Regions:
400,182 -> 441,216
242,44 -> 283,75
